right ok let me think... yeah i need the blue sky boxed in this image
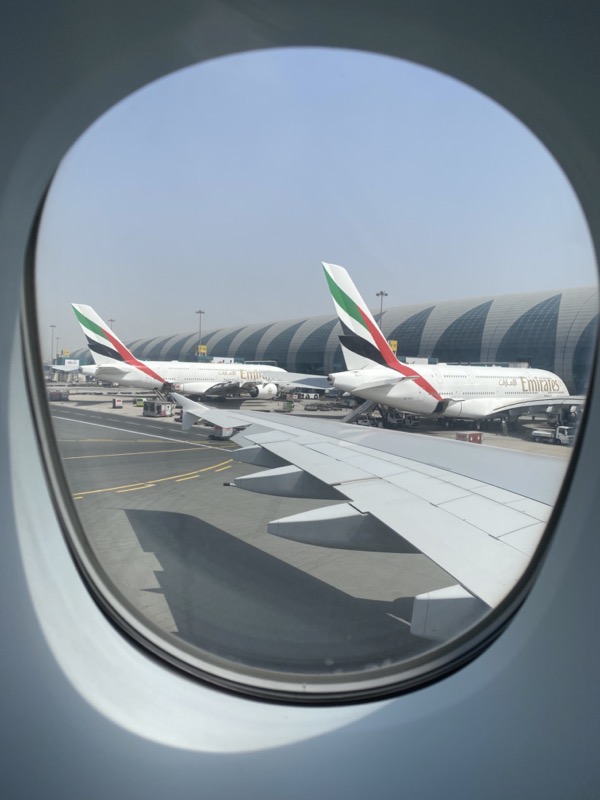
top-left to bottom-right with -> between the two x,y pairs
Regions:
35,47 -> 597,359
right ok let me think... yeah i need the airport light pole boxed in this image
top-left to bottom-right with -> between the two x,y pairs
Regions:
108,318 -> 115,330
195,309 -> 205,359
50,324 -> 56,363
376,290 -> 388,324
55,337 -> 60,360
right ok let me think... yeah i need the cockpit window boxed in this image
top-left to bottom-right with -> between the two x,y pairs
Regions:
30,47 -> 597,700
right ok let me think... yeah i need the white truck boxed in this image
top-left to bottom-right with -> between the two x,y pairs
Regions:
530,425 -> 576,445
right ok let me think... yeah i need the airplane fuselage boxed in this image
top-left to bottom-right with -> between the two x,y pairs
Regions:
329,363 -> 570,419
110,361 -> 285,395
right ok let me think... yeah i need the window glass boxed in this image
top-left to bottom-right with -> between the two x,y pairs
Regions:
34,47 -> 597,699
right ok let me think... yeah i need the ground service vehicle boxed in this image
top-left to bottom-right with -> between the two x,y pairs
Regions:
383,409 -> 421,428
1,3 -> 599,799
531,426 -> 576,446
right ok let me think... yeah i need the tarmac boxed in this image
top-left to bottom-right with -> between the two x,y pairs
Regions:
50,396 -> 451,675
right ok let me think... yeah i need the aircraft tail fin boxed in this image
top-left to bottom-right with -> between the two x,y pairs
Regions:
322,262 -> 401,371
72,304 -> 134,367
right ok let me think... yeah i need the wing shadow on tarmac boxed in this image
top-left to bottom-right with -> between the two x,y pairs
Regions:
125,509 -> 434,673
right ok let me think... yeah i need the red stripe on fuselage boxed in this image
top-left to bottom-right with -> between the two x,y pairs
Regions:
103,329 -> 165,383
358,309 -> 443,402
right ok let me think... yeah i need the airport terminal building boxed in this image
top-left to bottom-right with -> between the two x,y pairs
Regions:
74,286 -> 599,394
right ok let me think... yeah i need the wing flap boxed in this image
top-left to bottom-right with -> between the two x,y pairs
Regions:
234,465 -> 342,500
257,440 -> 375,486
267,503 -> 416,553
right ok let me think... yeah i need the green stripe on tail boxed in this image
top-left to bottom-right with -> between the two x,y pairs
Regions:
322,266 -> 368,331
72,306 -> 108,340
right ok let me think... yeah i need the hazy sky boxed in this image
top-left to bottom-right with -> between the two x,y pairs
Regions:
35,46 -> 597,359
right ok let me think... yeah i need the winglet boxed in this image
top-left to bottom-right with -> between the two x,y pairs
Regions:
171,392 -> 208,431
171,392 -> 250,432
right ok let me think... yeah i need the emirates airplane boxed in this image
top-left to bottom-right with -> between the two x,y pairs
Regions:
72,303 -> 325,399
323,263 -> 573,420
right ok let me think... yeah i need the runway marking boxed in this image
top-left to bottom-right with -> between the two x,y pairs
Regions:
57,438 -> 167,443
215,465 -> 232,473
63,446 -> 204,461
71,459 -> 233,498
57,437 -> 126,442
52,415 -> 231,451
117,484 -> 157,493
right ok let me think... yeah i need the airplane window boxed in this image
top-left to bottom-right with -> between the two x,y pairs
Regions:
31,47 -> 597,701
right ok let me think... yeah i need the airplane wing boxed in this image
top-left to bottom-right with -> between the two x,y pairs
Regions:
50,364 -> 80,374
86,365 -> 130,382
489,396 -> 586,416
202,380 -> 241,397
263,372 -> 330,391
164,379 -> 243,397
172,393 -> 564,639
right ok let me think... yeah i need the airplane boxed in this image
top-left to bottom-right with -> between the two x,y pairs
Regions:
2,4 -> 599,800
72,303 -> 327,399
172,391 -> 563,641
323,262 -> 580,421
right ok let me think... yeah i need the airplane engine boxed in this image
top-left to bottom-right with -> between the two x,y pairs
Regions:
248,383 -> 278,399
